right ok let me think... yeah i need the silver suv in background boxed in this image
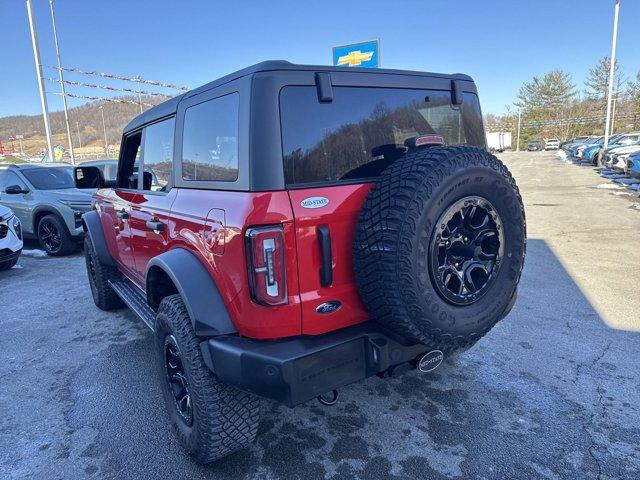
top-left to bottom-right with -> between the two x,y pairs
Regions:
0,164 -> 93,255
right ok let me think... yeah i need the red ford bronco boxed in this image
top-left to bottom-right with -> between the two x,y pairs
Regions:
75,61 -> 526,463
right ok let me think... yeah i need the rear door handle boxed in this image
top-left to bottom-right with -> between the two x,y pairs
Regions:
316,225 -> 333,287
116,210 -> 129,220
146,220 -> 164,232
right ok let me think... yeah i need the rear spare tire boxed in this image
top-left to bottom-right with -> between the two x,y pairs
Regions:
354,146 -> 526,353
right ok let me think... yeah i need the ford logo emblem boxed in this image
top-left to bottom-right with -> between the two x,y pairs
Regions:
300,196 -> 329,209
418,350 -> 444,373
316,301 -> 342,314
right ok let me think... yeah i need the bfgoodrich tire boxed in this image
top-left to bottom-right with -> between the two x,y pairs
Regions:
354,146 -> 526,353
155,294 -> 262,464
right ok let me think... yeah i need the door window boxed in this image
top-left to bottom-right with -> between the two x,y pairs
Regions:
0,171 -> 28,191
117,132 -> 142,189
141,118 -> 175,190
117,117 -> 175,191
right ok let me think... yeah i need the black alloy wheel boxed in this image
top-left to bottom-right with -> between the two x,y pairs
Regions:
429,196 -> 504,306
164,334 -> 193,427
38,218 -> 62,254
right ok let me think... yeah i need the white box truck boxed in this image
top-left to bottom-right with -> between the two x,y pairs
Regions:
486,132 -> 512,152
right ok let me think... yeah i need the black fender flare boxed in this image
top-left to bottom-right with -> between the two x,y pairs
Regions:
81,211 -> 116,267
145,248 -> 237,337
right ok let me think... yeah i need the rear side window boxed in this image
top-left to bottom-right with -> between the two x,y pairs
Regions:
181,93 -> 239,182
280,86 -> 484,186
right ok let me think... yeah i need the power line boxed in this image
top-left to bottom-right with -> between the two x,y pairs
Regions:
43,65 -> 189,91
44,77 -> 173,98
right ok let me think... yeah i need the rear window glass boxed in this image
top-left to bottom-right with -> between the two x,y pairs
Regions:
280,86 -> 484,186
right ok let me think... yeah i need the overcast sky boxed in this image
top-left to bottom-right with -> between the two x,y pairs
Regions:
1,0 -> 639,118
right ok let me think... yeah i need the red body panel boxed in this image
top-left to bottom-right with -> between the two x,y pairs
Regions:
95,183 -> 373,339
288,184 -> 372,334
95,188 -> 302,339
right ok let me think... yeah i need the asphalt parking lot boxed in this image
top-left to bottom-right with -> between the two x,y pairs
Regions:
1,151 -> 639,480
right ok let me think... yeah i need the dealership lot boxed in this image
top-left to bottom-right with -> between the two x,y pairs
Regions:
1,151 -> 639,480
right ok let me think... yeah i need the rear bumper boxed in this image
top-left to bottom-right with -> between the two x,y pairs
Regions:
202,322 -> 428,407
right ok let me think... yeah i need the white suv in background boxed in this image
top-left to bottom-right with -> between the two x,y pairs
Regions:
545,138 -> 560,150
0,204 -> 23,271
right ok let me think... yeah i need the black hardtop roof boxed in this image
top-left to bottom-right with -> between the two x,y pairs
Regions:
123,60 -> 474,133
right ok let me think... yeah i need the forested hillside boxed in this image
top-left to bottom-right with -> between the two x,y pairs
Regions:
0,95 -> 165,154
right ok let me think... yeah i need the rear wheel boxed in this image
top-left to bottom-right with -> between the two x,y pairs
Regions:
354,146 -> 526,353
37,214 -> 75,256
155,294 -> 261,464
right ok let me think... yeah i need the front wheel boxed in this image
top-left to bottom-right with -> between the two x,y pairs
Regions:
155,294 -> 261,464
84,235 -> 123,310
37,214 -> 75,256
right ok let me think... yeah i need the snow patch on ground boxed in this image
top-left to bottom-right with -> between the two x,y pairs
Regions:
630,203 -> 640,211
596,183 -> 624,190
21,249 -> 48,258
612,191 -> 634,196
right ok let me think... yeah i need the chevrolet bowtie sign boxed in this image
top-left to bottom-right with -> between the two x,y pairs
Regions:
333,40 -> 379,68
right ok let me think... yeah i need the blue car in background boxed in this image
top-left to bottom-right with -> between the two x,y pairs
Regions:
585,133 -> 640,166
580,134 -> 624,164
570,136 -> 602,159
626,150 -> 640,179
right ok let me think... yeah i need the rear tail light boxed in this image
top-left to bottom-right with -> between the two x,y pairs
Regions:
246,226 -> 287,305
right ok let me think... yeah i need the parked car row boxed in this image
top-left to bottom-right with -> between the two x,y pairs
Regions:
527,139 -> 560,151
0,159 -> 163,257
562,132 -> 640,172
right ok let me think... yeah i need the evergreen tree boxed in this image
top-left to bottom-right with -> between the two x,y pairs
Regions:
515,70 -> 576,112
585,56 -> 623,100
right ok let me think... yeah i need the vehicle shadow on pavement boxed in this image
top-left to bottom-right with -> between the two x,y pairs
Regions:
4,240 -> 638,480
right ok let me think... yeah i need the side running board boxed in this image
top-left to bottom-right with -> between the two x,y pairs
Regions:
108,278 -> 156,331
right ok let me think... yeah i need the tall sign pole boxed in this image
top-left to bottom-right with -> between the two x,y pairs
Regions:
26,0 -> 54,161
603,0 -> 620,149
49,0 -> 75,164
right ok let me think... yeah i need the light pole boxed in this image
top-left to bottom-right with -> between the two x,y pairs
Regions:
25,0 -> 54,161
76,121 -> 82,149
48,0 -> 75,165
603,0 -> 620,149
99,105 -> 108,156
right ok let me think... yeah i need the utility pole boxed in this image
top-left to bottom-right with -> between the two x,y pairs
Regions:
76,121 -> 82,148
99,105 -> 108,156
48,0 -> 75,165
516,109 -> 522,152
25,0 -> 54,161
603,0 -> 620,149
17,135 -> 24,156
611,95 -> 618,137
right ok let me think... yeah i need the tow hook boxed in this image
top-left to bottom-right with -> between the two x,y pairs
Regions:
317,389 -> 339,406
